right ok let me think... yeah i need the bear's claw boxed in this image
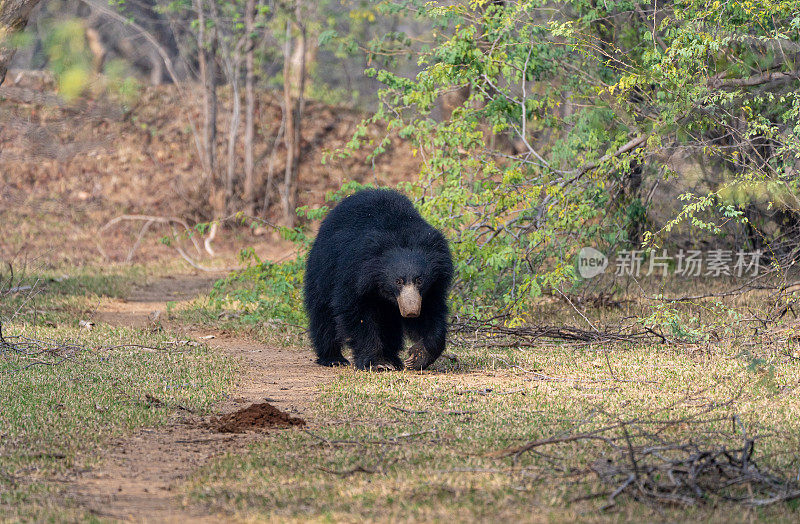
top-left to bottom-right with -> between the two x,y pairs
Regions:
405,341 -> 430,370
317,357 -> 351,367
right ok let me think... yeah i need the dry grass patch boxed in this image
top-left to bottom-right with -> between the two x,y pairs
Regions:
0,267 -> 238,521
185,335 -> 800,522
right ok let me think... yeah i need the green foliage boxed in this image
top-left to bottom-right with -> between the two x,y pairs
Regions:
341,0 -> 800,318
103,58 -> 142,105
338,1 -> 643,316
205,182 -> 378,324
210,250 -> 308,325
42,19 -> 93,100
14,16 -> 142,104
640,300 -> 746,343
213,0 -> 800,325
641,304 -> 708,343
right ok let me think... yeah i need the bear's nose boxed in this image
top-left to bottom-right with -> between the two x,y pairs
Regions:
397,284 -> 421,318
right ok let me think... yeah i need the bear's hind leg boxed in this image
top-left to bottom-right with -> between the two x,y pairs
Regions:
310,305 -> 349,367
339,307 -> 387,370
379,319 -> 405,370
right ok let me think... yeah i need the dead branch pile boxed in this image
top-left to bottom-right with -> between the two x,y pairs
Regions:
490,400 -> 800,509
0,321 -> 87,373
450,316 -> 665,347
585,433 -> 800,508
0,320 -> 181,375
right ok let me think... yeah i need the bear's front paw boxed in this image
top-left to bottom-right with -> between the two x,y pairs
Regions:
357,361 -> 394,372
381,355 -> 405,371
355,358 -> 397,372
405,342 -> 430,370
317,357 -> 351,367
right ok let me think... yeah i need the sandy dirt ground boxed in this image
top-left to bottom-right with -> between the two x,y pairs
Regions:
69,274 -> 333,522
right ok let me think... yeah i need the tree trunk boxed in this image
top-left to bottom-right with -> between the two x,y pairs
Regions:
281,8 -> 306,227
0,0 -> 43,86
243,0 -> 256,215
207,0 -> 243,216
203,1 -> 226,216
207,29 -> 219,178
262,109 -> 285,216
84,26 -> 106,73
194,0 -> 211,177
224,50 -> 241,214
281,19 -> 294,226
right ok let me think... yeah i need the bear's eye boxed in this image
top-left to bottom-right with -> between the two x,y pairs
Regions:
414,277 -> 423,287
395,278 -> 404,286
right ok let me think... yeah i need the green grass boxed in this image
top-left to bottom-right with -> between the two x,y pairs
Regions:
6,265 -> 800,521
184,338 -> 800,522
164,266 -> 800,521
1,265 -> 151,327
169,293 -> 307,349
0,268 -> 237,521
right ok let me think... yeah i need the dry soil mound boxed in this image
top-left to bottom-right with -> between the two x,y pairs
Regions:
208,402 -> 306,433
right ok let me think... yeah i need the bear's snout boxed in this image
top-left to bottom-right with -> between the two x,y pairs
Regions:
398,285 -> 422,318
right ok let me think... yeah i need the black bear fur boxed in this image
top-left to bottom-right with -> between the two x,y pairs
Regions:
303,189 -> 453,370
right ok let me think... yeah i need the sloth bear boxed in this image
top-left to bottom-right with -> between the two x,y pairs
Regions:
304,189 -> 453,371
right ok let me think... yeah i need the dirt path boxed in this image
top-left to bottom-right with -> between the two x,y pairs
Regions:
70,274 -> 330,523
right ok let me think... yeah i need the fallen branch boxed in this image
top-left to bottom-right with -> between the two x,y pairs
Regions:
487,426 -> 622,459
387,404 -> 479,416
302,428 -> 438,446
97,214 -> 215,270
450,317 -> 662,346
317,464 -> 376,476
0,326 -> 182,375
488,397 -> 800,509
